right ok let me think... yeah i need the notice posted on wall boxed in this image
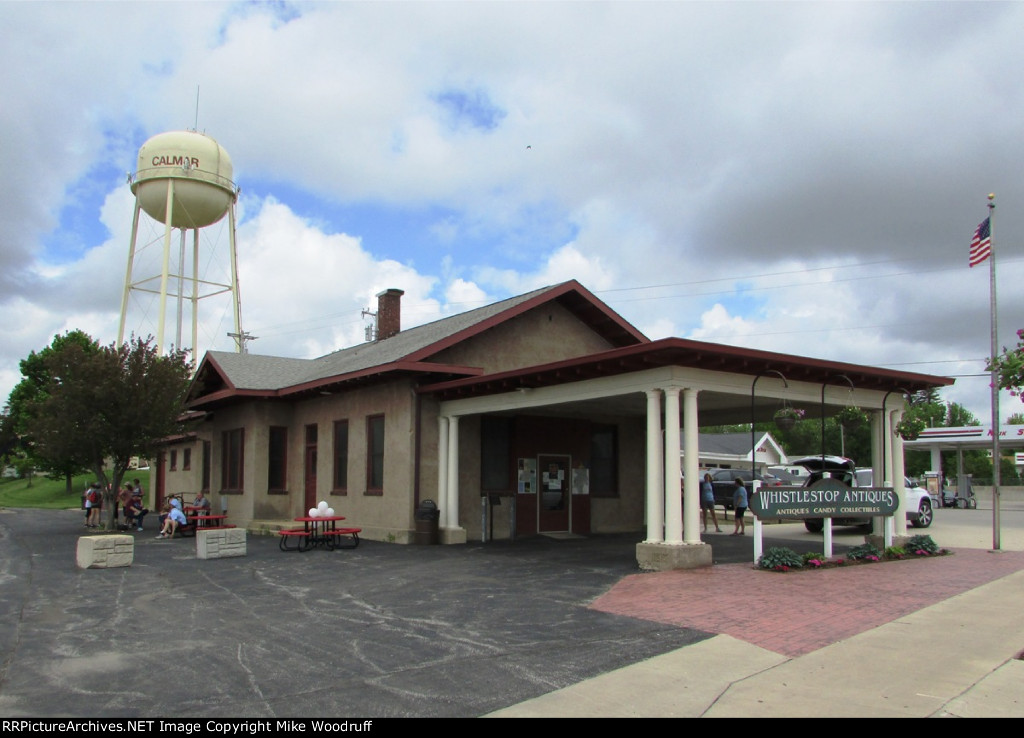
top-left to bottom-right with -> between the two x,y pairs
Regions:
517,458 -> 537,494
572,467 -> 589,496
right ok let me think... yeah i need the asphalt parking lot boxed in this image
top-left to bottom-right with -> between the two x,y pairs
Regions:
0,508 -> 816,718
7,506 -> 1015,718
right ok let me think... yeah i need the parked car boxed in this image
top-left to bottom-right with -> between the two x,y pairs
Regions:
792,456 -> 933,532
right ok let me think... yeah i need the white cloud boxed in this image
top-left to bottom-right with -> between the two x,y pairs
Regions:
3,1 -> 1023,426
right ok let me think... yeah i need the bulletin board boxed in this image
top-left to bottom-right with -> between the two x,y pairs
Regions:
517,458 -> 537,495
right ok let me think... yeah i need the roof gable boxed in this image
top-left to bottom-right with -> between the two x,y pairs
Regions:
187,280 -> 646,406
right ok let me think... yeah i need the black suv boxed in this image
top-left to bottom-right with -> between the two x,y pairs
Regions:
706,468 -> 776,511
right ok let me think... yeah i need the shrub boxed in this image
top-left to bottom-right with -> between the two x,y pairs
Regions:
906,534 -> 939,556
848,543 -> 882,561
884,546 -> 906,560
758,546 -> 804,571
801,551 -> 826,567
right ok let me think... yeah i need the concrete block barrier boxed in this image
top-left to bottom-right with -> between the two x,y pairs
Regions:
196,527 -> 247,559
76,534 -> 134,569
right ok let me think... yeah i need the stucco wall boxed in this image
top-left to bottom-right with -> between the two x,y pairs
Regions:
160,439 -> 203,507
294,380 -> 418,534
428,302 -> 615,371
590,416 -> 646,533
178,380 -> 418,539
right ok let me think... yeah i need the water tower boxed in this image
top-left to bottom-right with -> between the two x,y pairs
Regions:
118,130 -> 245,356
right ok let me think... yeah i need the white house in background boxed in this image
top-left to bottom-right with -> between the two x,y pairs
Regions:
683,431 -> 788,472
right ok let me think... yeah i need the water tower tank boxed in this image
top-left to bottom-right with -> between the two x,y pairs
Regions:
131,130 -> 236,228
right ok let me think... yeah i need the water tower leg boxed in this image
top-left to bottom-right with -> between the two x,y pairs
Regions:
175,228 -> 186,351
118,201 -> 143,346
156,182 -> 176,354
191,228 -> 200,365
228,204 -> 244,353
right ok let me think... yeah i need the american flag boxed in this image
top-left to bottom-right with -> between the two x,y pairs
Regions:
969,217 -> 991,268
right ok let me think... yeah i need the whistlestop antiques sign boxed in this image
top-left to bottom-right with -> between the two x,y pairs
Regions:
750,478 -> 899,520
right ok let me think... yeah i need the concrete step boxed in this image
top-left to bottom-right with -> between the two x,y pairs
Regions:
247,519 -> 297,536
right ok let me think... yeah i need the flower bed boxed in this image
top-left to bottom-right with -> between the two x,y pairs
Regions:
756,535 -> 951,572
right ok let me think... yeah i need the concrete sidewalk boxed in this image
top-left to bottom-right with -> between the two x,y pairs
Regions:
489,514 -> 1024,718
489,560 -> 1024,717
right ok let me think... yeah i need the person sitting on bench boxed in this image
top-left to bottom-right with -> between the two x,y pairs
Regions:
156,498 -> 186,539
125,488 -> 148,531
192,490 -> 211,515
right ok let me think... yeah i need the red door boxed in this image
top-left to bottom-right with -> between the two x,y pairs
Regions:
304,424 -> 318,512
537,454 -> 571,532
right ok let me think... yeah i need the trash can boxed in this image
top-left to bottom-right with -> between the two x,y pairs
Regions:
414,499 -> 440,545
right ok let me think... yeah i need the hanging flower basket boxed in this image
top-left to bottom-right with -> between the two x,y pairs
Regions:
773,406 -> 804,431
895,416 -> 926,441
836,406 -> 868,430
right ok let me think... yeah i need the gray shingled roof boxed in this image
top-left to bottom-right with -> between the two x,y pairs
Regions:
204,284 -> 555,392
698,432 -> 760,457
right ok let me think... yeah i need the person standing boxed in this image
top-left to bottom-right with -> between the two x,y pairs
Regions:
86,483 -> 103,528
116,483 -> 133,530
731,478 -> 748,536
701,473 -> 722,533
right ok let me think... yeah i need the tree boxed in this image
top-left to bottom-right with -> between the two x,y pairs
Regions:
988,328 -> 1024,401
5,330 -> 101,493
22,335 -> 191,527
945,402 -> 980,427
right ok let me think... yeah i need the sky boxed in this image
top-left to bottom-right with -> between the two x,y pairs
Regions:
3,0 -> 1024,428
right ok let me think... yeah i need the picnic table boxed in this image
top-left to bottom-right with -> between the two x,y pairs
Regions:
278,516 -> 361,552
176,507 -> 233,537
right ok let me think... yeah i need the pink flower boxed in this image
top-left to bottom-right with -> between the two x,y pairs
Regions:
866,555 -> 879,562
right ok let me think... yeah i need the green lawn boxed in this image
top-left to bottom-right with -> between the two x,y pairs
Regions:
0,470 -> 152,510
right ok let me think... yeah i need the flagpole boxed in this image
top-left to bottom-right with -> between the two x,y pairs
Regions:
987,193 -> 1001,551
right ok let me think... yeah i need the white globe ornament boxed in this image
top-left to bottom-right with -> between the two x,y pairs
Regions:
308,508 -> 318,518
326,508 -> 335,517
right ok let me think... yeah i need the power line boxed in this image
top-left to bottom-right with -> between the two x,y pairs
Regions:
244,253 -> 1024,343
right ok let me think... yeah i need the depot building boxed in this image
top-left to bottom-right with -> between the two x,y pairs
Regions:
158,280 -> 953,569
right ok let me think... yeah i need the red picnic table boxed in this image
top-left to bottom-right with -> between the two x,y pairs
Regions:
278,516 -> 361,551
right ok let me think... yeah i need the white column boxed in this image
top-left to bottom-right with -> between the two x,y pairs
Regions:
446,415 -> 460,531
891,408 -> 908,536
437,416 -> 449,528
930,446 -> 943,479
664,388 -> 683,544
644,389 -> 664,543
869,409 -> 884,535
682,388 -> 701,544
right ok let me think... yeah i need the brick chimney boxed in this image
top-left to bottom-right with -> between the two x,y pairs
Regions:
376,288 -> 404,340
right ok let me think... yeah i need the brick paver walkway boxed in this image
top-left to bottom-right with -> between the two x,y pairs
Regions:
590,548 -> 1024,657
